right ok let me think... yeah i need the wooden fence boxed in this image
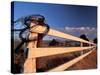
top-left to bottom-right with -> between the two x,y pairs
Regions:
23,25 -> 96,73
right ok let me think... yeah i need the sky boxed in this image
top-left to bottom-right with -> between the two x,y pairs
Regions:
12,1 -> 97,40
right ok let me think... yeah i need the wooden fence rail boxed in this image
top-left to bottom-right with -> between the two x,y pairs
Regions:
28,46 -> 94,58
30,25 -> 95,45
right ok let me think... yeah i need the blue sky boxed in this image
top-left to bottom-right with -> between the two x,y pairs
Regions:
12,1 -> 97,40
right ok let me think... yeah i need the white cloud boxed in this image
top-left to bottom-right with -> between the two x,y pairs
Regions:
65,26 -> 97,35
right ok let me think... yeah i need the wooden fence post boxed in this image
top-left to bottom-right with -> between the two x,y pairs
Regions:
80,42 -> 83,55
24,32 -> 37,73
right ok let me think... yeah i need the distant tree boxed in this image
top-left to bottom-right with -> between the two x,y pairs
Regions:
80,34 -> 89,46
49,39 -> 59,46
93,38 -> 97,44
80,34 -> 89,41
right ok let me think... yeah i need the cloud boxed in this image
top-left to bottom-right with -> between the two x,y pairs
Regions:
65,26 -> 97,35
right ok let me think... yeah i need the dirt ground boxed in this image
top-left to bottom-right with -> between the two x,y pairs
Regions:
36,50 -> 97,72
66,50 -> 97,70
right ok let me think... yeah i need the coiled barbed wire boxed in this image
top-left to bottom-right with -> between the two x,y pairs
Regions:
12,14 -> 50,53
